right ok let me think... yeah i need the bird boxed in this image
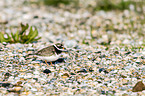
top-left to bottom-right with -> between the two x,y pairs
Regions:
26,43 -> 68,66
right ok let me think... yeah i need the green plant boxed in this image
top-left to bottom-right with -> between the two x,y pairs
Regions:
93,0 -> 143,12
0,32 -> 12,43
42,0 -> 79,6
0,23 -> 41,44
43,0 -> 72,6
95,0 -> 116,11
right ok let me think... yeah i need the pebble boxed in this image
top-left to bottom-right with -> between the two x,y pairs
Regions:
64,40 -> 77,48
62,73 -> 70,78
8,87 -> 22,92
77,69 -> 87,73
132,81 -> 145,92
43,69 -> 51,74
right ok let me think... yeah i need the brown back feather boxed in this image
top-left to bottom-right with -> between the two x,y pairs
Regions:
35,46 -> 56,56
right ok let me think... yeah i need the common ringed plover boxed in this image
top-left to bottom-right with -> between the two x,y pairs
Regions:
27,43 -> 68,66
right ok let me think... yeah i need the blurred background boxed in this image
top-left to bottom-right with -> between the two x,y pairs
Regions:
42,0 -> 145,13
0,0 -> 144,45
37,0 -> 144,13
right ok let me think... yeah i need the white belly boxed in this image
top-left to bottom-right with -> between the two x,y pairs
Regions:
37,55 -> 60,62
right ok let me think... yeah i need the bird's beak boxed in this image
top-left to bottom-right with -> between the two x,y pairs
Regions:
62,47 -> 68,52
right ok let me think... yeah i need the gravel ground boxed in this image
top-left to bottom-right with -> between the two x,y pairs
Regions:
0,0 -> 145,96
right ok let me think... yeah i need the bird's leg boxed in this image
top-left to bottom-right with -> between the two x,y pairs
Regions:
50,62 -> 53,66
45,60 -> 49,66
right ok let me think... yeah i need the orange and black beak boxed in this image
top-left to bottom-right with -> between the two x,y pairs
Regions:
62,47 -> 68,52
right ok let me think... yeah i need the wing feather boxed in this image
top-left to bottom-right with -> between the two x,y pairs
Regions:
35,46 -> 56,56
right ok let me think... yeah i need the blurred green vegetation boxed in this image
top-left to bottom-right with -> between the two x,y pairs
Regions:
93,0 -> 144,13
0,23 -> 41,44
94,0 -> 136,11
39,0 -> 144,13
42,0 -> 78,6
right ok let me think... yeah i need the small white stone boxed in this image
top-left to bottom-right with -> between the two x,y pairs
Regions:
31,88 -> 37,92
65,40 -> 77,48
123,39 -> 130,44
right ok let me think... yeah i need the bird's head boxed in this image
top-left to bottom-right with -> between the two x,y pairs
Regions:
54,43 -> 68,52
55,43 -> 64,49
